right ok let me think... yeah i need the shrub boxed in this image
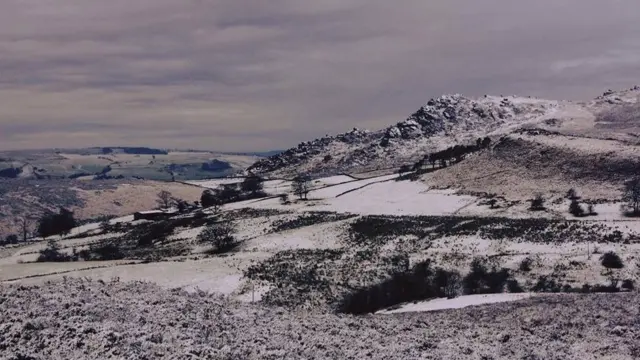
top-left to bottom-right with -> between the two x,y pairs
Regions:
136,221 -> 175,247
507,279 -> 524,293
91,242 -> 125,260
529,194 -> 545,211
569,199 -> 585,217
37,240 -> 72,262
241,175 -> 265,195
462,258 -> 510,295
4,234 -> 18,245
532,276 -> 562,293
279,194 -> 290,205
600,251 -> 624,270
433,269 -> 462,299
621,279 -> 634,291
519,257 -> 533,272
198,221 -> 237,253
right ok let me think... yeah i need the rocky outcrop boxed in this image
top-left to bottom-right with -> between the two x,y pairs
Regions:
248,93 -> 560,176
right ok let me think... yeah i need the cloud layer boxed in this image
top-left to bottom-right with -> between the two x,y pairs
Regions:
1,0 -> 640,151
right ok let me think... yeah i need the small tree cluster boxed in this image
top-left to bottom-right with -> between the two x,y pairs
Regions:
293,174 -> 312,200
415,137 -> 492,171
37,208 -> 76,239
1,234 -> 19,246
197,221 -> 237,253
241,175 -> 265,196
201,189 -> 223,212
462,258 -> 510,295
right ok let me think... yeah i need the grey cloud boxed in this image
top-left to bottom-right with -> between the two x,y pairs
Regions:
1,0 -> 640,151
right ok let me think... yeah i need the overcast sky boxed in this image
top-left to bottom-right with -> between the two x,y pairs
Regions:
1,1 -> 640,152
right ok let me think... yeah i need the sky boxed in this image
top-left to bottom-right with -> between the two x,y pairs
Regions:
1,0 -> 640,152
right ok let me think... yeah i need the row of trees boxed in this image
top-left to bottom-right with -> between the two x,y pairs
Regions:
399,137 -> 493,174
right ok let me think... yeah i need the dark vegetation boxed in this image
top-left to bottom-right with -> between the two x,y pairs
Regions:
245,249 -> 411,308
35,211 -> 228,263
411,137 -> 492,173
37,208 -> 76,238
600,251 -> 624,270
0,167 -> 22,178
201,160 -> 232,172
270,212 -> 357,233
197,221 -> 238,254
340,257 -> 515,314
622,177 -> 640,217
529,193 -> 546,211
121,147 -> 168,155
348,215 -> 637,247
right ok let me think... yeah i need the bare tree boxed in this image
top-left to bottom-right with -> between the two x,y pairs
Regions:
156,190 -> 174,209
16,216 -> 33,242
293,174 -> 312,200
623,178 -> 640,215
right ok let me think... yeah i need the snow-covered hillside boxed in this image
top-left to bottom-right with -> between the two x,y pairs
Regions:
248,93 -> 560,177
248,86 -> 640,180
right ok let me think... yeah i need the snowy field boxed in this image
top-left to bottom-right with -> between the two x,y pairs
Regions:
184,177 -> 244,189
2,171 -> 640,309
376,293 -> 538,314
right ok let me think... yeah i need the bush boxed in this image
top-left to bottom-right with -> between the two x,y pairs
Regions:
4,234 -> 19,245
91,242 -> 124,260
529,194 -> 545,211
462,258 -> 510,295
279,194 -> 290,205
532,276 -> 562,293
198,221 -> 237,253
569,199 -> 585,217
507,279 -> 524,293
200,189 -> 222,211
136,221 -> 175,247
621,279 -> 634,291
37,240 -> 72,262
566,188 -> 579,200
519,257 -> 533,272
600,251 -> 624,269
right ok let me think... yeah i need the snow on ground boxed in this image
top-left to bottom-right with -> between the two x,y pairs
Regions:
314,182 -> 476,216
226,176 -> 478,217
0,260 -> 138,282
376,293 -> 538,314
311,175 -> 355,186
263,179 -> 292,195
310,173 -> 398,198
185,178 -> 244,189
241,220 -> 347,251
4,252 -> 272,296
